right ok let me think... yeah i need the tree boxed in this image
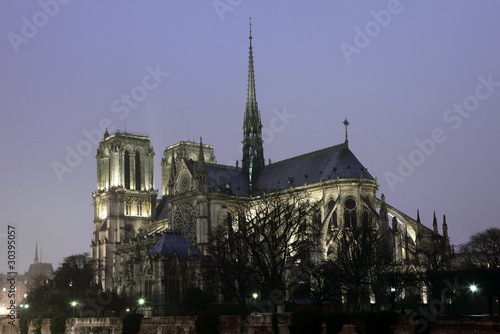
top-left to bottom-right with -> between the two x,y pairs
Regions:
372,263 -> 418,311
207,190 -> 315,313
53,253 -> 100,301
237,190 -> 315,311
459,227 -> 500,269
416,238 -> 452,304
26,273 -> 53,317
328,216 -> 384,311
206,222 -> 258,315
459,227 -> 500,315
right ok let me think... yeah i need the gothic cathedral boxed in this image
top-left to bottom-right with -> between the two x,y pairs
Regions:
90,23 -> 451,311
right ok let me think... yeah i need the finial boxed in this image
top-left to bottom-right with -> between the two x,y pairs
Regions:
343,118 -> 349,144
249,17 -> 252,39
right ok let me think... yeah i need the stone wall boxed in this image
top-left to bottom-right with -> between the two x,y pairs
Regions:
2,315 -> 500,334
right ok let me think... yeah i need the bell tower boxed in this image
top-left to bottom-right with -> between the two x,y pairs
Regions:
91,130 -> 157,290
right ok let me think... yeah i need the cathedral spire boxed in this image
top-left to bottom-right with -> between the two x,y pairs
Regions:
242,17 -> 264,183
34,241 -> 39,264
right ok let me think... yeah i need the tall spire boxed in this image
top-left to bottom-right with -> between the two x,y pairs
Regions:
34,241 -> 39,264
242,17 -> 264,183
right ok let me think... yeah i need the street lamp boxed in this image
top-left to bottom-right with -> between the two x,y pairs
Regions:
138,298 -> 145,306
252,293 -> 258,300
469,284 -> 478,293
71,301 -> 77,318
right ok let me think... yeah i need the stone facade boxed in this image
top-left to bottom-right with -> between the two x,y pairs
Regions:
3,316 -> 500,334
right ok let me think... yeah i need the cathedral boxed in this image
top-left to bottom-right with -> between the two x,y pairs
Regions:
90,24 -> 451,313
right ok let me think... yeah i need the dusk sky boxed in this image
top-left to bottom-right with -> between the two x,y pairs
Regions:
1,1 -> 499,273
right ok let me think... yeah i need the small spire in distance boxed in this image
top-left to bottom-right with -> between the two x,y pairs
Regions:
34,241 -> 39,264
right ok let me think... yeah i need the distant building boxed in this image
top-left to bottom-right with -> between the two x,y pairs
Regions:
90,24 -> 451,312
0,244 -> 53,316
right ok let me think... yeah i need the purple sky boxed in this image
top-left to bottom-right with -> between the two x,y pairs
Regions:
1,1 -> 499,273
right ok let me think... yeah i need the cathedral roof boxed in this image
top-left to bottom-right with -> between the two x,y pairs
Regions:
155,196 -> 169,220
205,164 -> 249,195
27,262 -> 54,278
149,232 -> 201,257
254,143 -> 374,191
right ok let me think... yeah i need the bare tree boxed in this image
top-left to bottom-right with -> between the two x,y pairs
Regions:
372,263 -> 418,311
459,227 -> 500,269
206,190 -> 315,313
329,216 -> 382,311
238,190 -> 315,311
416,233 -> 453,304
206,220 -> 258,315
458,227 -> 500,315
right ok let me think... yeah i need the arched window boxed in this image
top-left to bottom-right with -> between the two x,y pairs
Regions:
135,151 -> 141,190
313,209 -> 322,225
124,151 -> 130,189
327,200 -> 337,229
344,198 -> 357,228
362,209 -> 370,226
331,210 -> 338,229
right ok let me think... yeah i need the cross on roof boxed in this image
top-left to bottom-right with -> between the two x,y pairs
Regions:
343,118 -> 349,143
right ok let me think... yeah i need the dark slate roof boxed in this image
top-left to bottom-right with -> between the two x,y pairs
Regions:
149,232 -> 201,256
185,160 -> 249,196
155,196 -> 169,220
27,262 -> 54,278
206,164 -> 249,196
254,143 -> 374,191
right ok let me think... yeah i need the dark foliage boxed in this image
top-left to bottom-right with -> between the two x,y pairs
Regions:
323,313 -> 352,334
179,287 -> 212,315
32,318 -> 43,334
122,313 -> 143,334
195,309 -> 220,334
353,311 -> 399,334
19,317 -> 31,334
50,313 -> 67,334
289,309 -> 323,334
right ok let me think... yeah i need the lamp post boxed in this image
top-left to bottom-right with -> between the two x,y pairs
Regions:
137,298 -> 145,314
390,287 -> 396,311
469,284 -> 478,315
71,301 -> 77,318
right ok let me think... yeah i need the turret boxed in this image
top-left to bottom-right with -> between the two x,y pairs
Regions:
195,137 -> 208,193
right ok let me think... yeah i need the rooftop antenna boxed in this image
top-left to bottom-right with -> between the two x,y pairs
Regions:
124,118 -> 127,134
187,122 -> 190,141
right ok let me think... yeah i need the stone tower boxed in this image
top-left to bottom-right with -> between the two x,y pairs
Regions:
242,18 -> 264,186
161,141 -> 216,197
91,130 -> 157,290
